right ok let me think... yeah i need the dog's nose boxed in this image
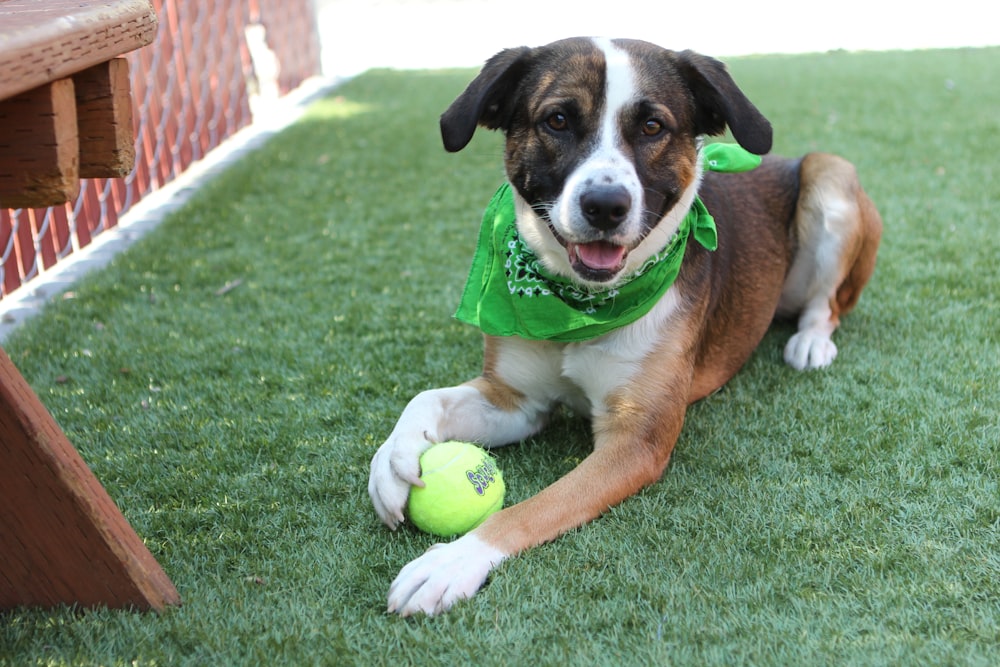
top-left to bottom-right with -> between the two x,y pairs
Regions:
580,185 -> 631,231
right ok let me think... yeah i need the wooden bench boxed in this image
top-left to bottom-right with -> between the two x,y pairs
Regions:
0,0 -> 158,208
0,0 -> 180,612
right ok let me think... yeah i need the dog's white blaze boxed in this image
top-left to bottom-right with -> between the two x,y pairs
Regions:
596,37 -> 635,155
550,39 -> 643,246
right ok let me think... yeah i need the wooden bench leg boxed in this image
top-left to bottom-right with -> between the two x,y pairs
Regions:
0,79 -> 80,209
0,347 -> 181,611
75,58 -> 136,178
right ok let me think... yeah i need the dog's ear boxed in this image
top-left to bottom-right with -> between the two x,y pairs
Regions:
676,50 -> 773,155
440,47 -> 532,153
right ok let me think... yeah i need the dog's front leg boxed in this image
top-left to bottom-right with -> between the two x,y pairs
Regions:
370,380 -> 551,617
385,354 -> 692,616
385,404 -> 686,616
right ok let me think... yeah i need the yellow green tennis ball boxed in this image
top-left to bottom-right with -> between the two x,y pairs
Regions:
407,440 -> 505,537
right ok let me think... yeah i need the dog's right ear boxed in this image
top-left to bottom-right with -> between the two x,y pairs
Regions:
440,47 -> 532,153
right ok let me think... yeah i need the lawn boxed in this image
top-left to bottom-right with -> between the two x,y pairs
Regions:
1,45 -> 998,666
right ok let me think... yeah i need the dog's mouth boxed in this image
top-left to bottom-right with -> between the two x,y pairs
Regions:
547,223 -> 628,282
568,240 -> 627,279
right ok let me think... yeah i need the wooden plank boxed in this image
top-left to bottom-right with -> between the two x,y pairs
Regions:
0,346 -> 181,611
74,58 -> 136,178
0,0 -> 158,101
0,79 -> 80,209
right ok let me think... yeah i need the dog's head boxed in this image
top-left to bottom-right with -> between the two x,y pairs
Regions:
441,37 -> 772,288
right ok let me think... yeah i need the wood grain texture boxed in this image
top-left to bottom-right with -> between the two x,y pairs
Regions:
0,79 -> 80,209
0,347 -> 181,611
0,0 -> 158,100
75,58 -> 136,178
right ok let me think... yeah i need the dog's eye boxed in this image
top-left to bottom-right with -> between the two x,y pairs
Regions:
642,119 -> 665,136
546,113 -> 569,131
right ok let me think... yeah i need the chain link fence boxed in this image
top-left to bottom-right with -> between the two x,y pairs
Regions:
0,0 -> 321,300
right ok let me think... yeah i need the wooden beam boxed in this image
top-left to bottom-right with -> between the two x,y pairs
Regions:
0,347 -> 181,611
74,59 -> 136,178
0,0 -> 158,101
0,79 -> 80,209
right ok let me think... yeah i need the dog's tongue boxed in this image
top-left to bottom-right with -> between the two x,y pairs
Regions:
572,241 -> 627,271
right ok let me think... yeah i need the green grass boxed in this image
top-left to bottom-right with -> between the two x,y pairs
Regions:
2,46 -> 999,666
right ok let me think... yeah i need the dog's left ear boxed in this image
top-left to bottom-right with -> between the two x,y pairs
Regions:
676,51 -> 773,155
440,46 -> 532,153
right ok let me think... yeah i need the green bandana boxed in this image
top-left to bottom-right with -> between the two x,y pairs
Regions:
454,144 -> 761,342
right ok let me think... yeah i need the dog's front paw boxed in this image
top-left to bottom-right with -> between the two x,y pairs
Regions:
784,330 -> 838,370
387,534 -> 507,616
368,433 -> 431,530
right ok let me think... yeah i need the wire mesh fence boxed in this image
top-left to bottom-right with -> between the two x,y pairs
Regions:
0,0 -> 321,300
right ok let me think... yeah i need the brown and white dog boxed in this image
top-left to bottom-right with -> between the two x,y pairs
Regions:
368,37 -> 882,616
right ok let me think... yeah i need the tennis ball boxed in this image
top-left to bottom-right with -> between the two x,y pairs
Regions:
407,440 -> 505,537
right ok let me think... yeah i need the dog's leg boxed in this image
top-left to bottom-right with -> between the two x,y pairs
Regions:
386,423 -> 680,615
385,330 -> 695,616
369,380 -> 549,616
369,381 -> 547,616
370,338 -> 569,616
779,153 -> 882,370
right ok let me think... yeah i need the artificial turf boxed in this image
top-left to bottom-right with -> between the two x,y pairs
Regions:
1,45 -> 998,666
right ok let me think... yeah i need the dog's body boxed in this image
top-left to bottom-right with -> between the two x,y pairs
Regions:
368,37 -> 882,616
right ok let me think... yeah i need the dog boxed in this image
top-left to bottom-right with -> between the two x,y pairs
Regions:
368,37 -> 882,616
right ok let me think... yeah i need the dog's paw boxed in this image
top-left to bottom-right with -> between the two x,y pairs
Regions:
368,433 -> 431,530
387,534 -> 507,616
784,330 -> 838,370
